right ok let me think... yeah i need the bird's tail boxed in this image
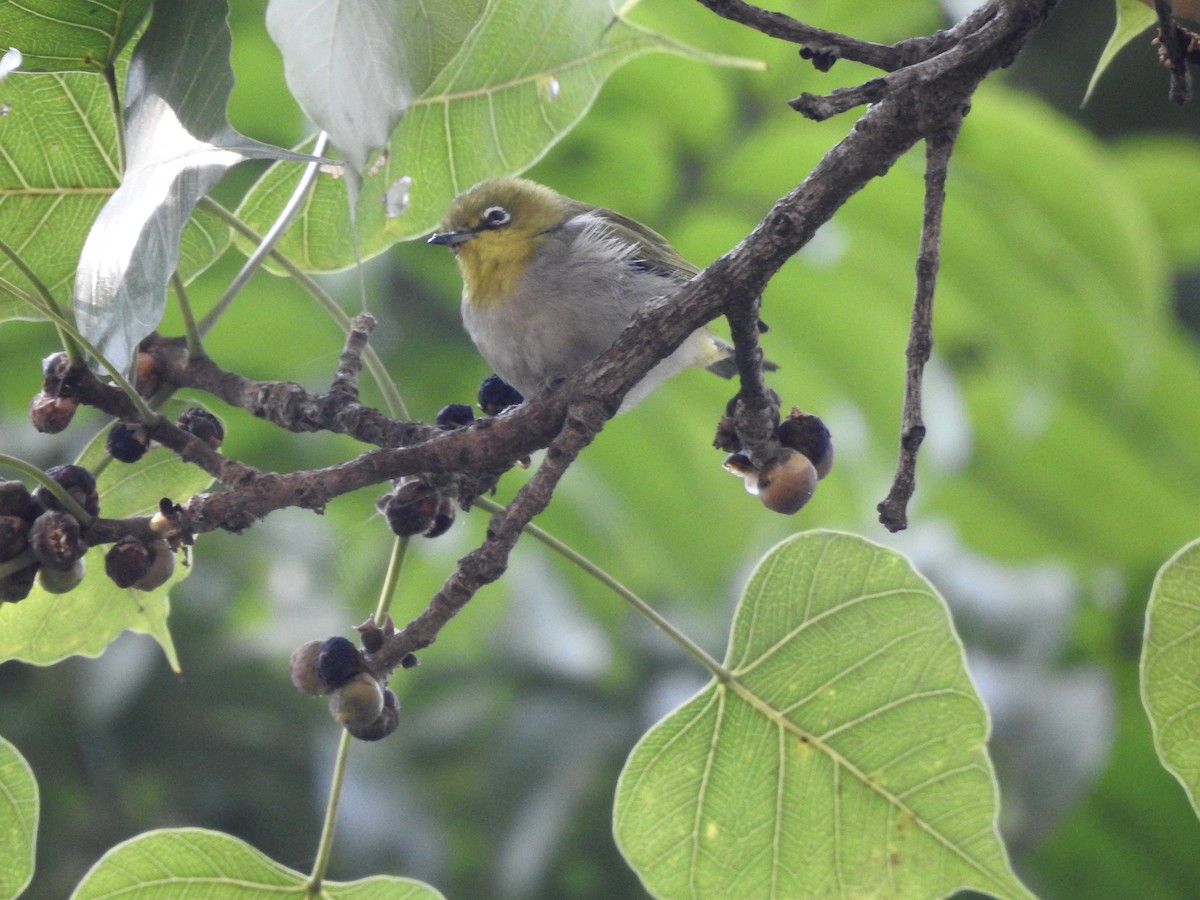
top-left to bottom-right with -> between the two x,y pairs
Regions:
704,335 -> 779,379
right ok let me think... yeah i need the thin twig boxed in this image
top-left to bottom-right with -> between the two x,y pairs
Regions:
877,123 -> 961,532
170,272 -> 203,358
305,729 -> 352,896
103,63 -> 126,176
690,0 -> 906,70
199,132 -> 331,338
1154,0 -> 1193,104
330,313 -> 377,399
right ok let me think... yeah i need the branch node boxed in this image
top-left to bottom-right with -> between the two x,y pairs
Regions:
330,312 -> 378,399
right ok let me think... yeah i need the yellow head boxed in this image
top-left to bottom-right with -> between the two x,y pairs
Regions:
428,177 -> 574,308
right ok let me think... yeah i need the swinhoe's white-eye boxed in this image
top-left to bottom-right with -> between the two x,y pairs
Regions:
429,177 -> 773,411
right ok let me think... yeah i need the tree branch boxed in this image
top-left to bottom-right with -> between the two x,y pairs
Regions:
363,0 -> 1060,672
54,0 -> 1059,674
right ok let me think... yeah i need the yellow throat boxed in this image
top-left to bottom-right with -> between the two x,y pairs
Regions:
454,228 -> 543,310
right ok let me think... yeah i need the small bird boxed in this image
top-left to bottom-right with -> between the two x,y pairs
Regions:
429,177 -> 765,411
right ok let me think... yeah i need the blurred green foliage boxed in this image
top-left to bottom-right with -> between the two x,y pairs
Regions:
2,0 -> 1200,897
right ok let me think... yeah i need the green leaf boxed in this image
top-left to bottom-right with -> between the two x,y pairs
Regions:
614,531 -> 1032,900
237,0 -> 759,272
1084,0 -> 1157,105
0,737 -> 37,900
1141,537 -> 1200,818
71,827 -> 445,899
0,64 -> 230,323
0,0 -> 150,72
1114,134 -> 1200,269
0,408 -> 213,669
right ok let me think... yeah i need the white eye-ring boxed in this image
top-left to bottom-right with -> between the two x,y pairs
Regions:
482,206 -> 511,228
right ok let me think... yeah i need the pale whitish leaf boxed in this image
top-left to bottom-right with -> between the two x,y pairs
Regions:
73,0 -> 317,371
237,0 -> 759,271
266,0 -> 421,175
1141,538 -> 1200,818
0,0 -> 149,72
0,737 -> 37,900
614,531 -> 1032,900
71,828 -> 446,899
1084,0 -> 1156,105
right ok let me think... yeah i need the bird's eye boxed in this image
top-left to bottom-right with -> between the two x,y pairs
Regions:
481,206 -> 511,228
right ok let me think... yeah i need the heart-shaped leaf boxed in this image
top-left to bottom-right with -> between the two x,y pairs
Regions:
238,0 -> 758,271
71,828 -> 445,899
0,737 -> 37,900
1141,537 -> 1200,818
614,531 -> 1032,899
73,0 -> 319,371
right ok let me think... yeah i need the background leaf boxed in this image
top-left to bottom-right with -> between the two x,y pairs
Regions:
1141,537 -> 1200,818
73,0 -> 316,370
71,827 -> 446,899
0,736 -> 37,900
0,0 -> 150,72
614,531 -> 1031,900
236,0 -> 758,271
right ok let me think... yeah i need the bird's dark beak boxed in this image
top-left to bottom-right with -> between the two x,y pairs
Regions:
427,230 -> 475,248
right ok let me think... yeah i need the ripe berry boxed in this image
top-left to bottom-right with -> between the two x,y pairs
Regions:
107,422 -> 151,463
424,495 -> 455,538
34,465 -> 99,517
29,511 -> 87,570
0,515 -> 29,562
0,564 -> 37,603
477,374 -> 523,416
29,391 -> 77,434
435,403 -> 475,430
177,407 -> 224,449
315,636 -> 365,690
713,415 -> 741,453
328,672 -> 384,731
379,480 -> 442,538
345,688 -> 400,742
0,480 -> 34,520
289,640 -> 327,696
776,409 -> 833,479
105,536 -> 174,590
